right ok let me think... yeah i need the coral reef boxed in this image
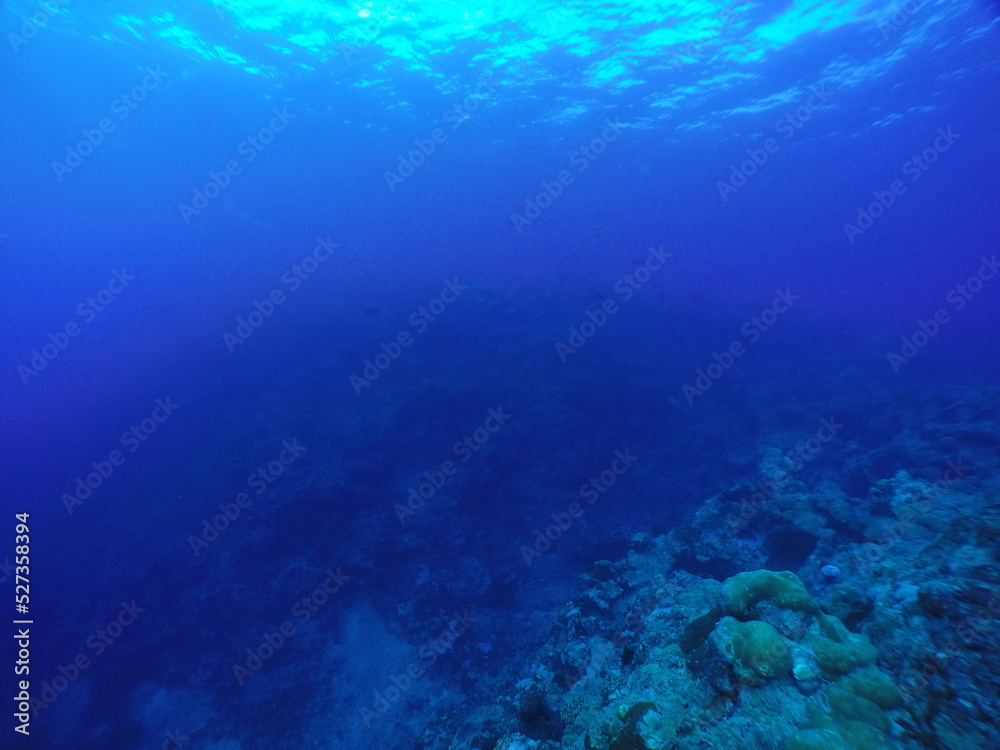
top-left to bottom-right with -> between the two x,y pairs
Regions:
416,451 -> 999,750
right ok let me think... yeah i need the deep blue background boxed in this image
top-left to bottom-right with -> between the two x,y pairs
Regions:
1,0 -> 998,747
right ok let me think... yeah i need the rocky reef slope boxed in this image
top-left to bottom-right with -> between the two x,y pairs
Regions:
418,451 -> 1000,750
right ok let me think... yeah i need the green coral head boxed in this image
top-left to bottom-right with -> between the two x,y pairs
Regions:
721,570 -> 820,618
717,617 -> 793,686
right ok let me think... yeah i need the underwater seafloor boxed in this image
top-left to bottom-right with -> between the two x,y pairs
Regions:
338,384 -> 998,750
33,290 -> 1000,750
433,432 -> 1000,750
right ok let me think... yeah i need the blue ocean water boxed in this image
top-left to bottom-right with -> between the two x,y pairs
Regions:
2,0 -> 999,748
